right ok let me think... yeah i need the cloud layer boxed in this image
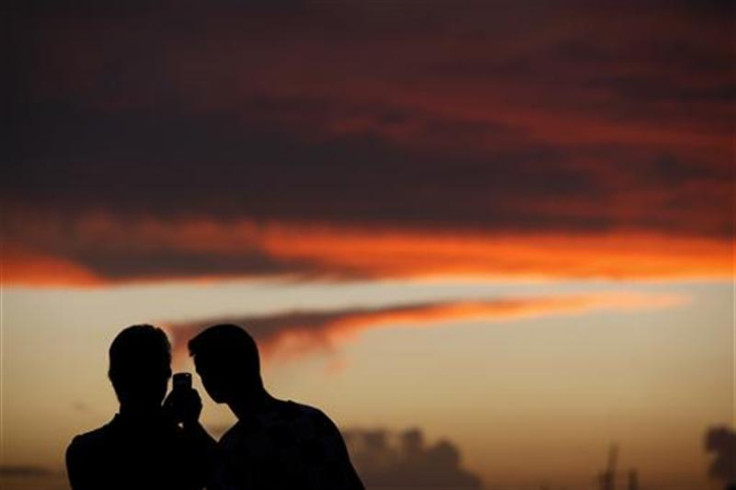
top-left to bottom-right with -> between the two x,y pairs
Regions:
3,215 -> 731,286
6,1 -> 733,286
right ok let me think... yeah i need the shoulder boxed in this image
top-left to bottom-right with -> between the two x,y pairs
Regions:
282,401 -> 330,424
282,401 -> 346,442
67,424 -> 111,453
280,402 -> 364,487
66,419 -> 120,463
65,422 -> 116,479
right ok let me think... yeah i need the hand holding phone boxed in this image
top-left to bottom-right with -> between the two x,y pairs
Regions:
173,372 -> 192,392
165,372 -> 201,427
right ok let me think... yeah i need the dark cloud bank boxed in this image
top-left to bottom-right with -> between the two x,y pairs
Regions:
4,0 -> 733,286
6,0 -> 733,238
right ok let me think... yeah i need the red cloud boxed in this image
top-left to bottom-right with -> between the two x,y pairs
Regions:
8,3 -> 732,289
2,243 -> 100,287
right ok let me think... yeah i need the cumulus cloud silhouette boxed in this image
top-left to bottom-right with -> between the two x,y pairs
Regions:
705,426 -> 736,484
343,428 -> 482,489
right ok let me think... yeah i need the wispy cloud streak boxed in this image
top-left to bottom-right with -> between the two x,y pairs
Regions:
166,292 -> 685,363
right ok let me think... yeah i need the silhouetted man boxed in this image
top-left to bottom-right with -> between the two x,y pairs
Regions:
66,325 -> 212,490
188,323 -> 364,490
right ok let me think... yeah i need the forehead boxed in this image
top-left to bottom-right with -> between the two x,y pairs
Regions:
193,352 -> 222,369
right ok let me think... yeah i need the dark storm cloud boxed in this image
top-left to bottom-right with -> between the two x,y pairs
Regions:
4,98 -> 729,237
6,100 -> 607,232
5,0 -> 733,284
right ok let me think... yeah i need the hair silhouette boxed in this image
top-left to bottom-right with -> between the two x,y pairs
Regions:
188,323 -> 262,403
108,324 -> 172,407
189,323 -> 365,490
66,325 -> 210,490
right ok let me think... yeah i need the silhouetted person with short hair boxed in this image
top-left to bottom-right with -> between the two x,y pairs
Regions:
66,325 -> 212,490
189,323 -> 364,490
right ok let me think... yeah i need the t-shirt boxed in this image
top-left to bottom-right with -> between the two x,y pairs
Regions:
66,412 -> 208,490
211,400 -> 364,490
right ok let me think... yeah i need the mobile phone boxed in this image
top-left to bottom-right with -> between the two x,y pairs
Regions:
173,372 -> 192,392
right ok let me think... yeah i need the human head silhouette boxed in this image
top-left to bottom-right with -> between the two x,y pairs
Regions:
188,324 -> 262,404
108,324 -> 172,409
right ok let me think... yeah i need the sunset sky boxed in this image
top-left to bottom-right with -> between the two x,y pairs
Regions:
3,1 -> 734,489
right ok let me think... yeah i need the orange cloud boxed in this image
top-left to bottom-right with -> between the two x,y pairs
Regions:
1,244 -> 100,287
168,292 -> 685,364
3,216 -> 732,287
256,224 -> 732,280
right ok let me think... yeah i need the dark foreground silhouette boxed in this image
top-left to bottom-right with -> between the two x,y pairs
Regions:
187,323 -> 364,490
66,325 -> 211,490
66,323 -> 363,490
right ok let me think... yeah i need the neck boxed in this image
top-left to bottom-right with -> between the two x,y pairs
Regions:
229,385 -> 277,420
119,402 -> 162,419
